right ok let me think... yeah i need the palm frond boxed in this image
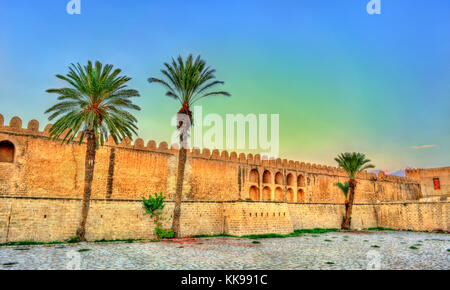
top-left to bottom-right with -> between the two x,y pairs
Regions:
335,152 -> 375,179
148,54 -> 231,116
45,61 -> 141,146
334,181 -> 350,199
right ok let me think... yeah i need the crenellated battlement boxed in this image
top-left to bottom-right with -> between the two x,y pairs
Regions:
376,171 -> 417,183
0,113 -> 420,184
0,114 -> 174,152
405,167 -> 450,177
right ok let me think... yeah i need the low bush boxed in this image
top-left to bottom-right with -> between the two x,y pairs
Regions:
155,227 -> 174,239
142,193 -> 173,240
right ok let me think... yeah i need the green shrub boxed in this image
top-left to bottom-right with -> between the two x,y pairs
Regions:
143,193 -> 173,239
142,192 -> 166,216
155,227 -> 174,239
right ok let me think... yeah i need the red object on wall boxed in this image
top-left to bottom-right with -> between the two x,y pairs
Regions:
433,178 -> 441,190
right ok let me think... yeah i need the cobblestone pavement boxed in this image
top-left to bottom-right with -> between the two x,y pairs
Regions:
0,231 -> 449,270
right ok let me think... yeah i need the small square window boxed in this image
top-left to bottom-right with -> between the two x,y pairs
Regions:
433,178 -> 440,190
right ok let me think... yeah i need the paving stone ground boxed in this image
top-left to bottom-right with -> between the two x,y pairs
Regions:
0,231 -> 449,270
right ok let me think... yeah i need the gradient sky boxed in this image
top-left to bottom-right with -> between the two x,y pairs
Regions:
0,0 -> 449,171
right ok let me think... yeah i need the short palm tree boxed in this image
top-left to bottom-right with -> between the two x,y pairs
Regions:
45,61 -> 141,241
335,152 -> 374,230
334,181 -> 349,200
148,54 -> 230,238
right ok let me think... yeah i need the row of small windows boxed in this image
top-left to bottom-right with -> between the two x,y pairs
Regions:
249,169 -> 306,187
0,140 -> 15,163
249,186 -> 305,202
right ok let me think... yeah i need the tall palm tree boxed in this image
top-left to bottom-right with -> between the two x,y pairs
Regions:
148,54 -> 230,238
335,152 -> 375,230
45,61 -> 141,241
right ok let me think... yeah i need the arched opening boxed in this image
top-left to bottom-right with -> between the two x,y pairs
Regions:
249,186 -> 259,201
263,170 -> 272,184
287,188 -> 294,202
298,174 -> 306,187
262,186 -> 271,201
275,187 -> 283,201
0,141 -> 15,163
297,189 -> 305,203
275,172 -> 283,185
287,173 -> 295,186
249,169 -> 259,183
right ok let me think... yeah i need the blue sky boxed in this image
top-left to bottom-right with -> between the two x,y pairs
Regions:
0,0 -> 449,170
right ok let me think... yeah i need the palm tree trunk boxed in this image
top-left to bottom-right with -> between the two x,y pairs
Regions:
76,130 -> 97,241
171,106 -> 191,239
342,179 -> 356,230
172,145 -> 187,238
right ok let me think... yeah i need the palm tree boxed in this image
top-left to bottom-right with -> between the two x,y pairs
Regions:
148,54 -> 230,238
334,181 -> 350,218
334,152 -> 374,230
334,181 -> 349,200
45,61 -> 141,241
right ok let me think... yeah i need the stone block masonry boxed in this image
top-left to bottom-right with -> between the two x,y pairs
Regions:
0,196 -> 448,243
0,197 -> 226,242
223,201 -> 293,236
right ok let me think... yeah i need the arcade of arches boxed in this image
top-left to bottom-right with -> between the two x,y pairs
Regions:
248,169 -> 307,203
